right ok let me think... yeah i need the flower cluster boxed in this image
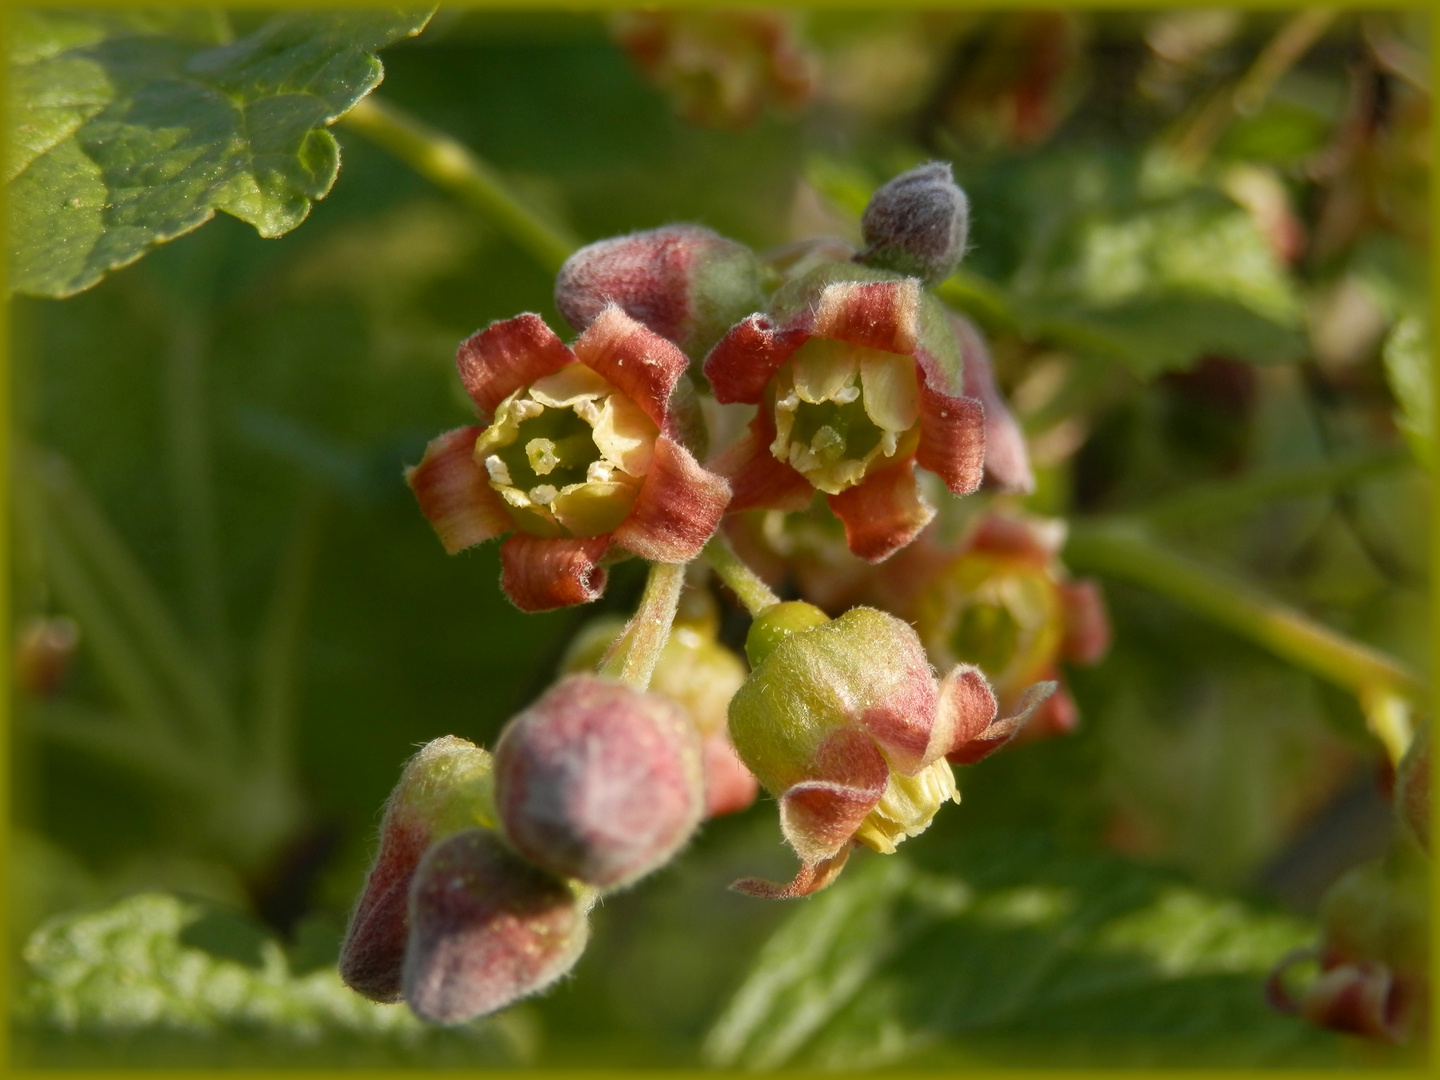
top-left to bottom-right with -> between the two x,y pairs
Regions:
340,674 -> 705,1023
359,162 -> 1073,1022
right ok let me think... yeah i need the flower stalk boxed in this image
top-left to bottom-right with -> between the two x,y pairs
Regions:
598,560 -> 687,690
701,533 -> 780,616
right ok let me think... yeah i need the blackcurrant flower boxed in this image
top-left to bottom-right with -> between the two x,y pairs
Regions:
705,263 -> 986,561
727,603 -> 1053,897
408,306 -> 731,611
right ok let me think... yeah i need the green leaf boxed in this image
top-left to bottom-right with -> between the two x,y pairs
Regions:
14,892 -> 529,1067
1382,315 -> 1433,468
705,833 -> 1371,1069
8,6 -> 434,299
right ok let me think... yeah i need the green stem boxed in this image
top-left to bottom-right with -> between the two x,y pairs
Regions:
1127,450 -> 1412,527
1065,521 -> 1428,711
701,533 -> 780,616
598,561 -> 686,690
339,95 -> 580,275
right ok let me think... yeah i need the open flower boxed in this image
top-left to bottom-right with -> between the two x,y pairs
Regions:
727,603 -> 1053,897
704,262 -> 987,562
891,513 -> 1109,742
408,306 -> 731,611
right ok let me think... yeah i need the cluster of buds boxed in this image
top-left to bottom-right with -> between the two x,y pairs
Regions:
1267,843 -> 1429,1044
340,675 -> 706,1023
370,161 -> 1073,1020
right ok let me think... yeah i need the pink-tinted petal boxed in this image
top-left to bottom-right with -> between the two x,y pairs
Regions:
812,278 -> 920,354
614,435 -> 730,562
967,514 -> 1060,564
1300,962 -> 1411,1043
703,313 -> 810,404
913,370 -> 985,496
499,534 -> 610,612
951,311 -> 1034,494
826,459 -> 935,563
1018,684 -> 1079,742
406,426 -> 513,554
572,304 -> 690,430
778,729 -> 889,864
456,314 -> 575,417
934,664 -> 999,761
702,731 -> 760,819
855,637 -> 942,776
710,411 -> 815,513
730,847 -> 851,899
947,679 -> 1057,765
1058,579 -> 1111,665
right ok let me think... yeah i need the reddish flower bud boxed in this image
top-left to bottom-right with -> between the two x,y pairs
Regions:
1395,725 -> 1430,853
727,605 -> 1053,897
407,307 -> 731,612
555,226 -> 765,362
561,602 -> 759,819
494,674 -> 705,890
858,162 -> 970,286
403,828 -> 588,1024
13,616 -> 80,697
611,9 -> 817,130
340,736 -> 496,1004
1269,847 -> 1429,1044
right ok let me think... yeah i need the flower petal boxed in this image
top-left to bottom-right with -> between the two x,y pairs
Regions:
499,534 -> 610,612
854,632 -> 942,776
730,847 -> 851,899
946,678 -> 1057,765
951,311 -> 1035,494
813,278 -> 920,354
914,370 -> 986,496
1058,579 -> 1111,665
406,426 -> 513,554
703,313 -> 810,404
825,459 -> 935,562
457,314 -> 575,417
710,411 -> 814,512
933,664 -> 998,762
614,435 -> 731,562
572,304 -> 689,430
777,729 -> 889,864
702,730 -> 760,819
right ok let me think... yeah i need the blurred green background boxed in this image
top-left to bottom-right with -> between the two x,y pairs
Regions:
7,6 -> 1430,1068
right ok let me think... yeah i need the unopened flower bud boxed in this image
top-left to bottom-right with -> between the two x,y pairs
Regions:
555,226 -> 764,362
1269,846 -> 1429,1044
1395,725 -> 1430,853
13,616 -> 80,697
403,828 -> 589,1024
340,737 -> 497,1003
562,604 -> 760,819
858,162 -> 970,286
494,674 -> 705,890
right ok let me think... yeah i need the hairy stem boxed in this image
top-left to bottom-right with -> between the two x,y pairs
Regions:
701,533 -> 780,616
340,95 -> 580,274
1065,521 -> 1428,719
599,561 -> 686,690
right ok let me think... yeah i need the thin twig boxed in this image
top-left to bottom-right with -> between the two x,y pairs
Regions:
701,533 -> 780,616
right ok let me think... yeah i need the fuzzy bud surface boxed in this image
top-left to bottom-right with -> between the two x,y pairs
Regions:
859,162 -> 970,286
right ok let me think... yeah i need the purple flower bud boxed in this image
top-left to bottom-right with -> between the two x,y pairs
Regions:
555,225 -> 764,361
339,736 -> 496,1004
494,674 -> 705,890
858,162 -> 970,286
403,829 -> 588,1024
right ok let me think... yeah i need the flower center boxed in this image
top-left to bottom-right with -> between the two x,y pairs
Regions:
924,558 -> 1065,688
474,364 -> 658,538
852,757 -> 960,854
769,337 -> 920,494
